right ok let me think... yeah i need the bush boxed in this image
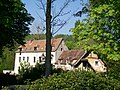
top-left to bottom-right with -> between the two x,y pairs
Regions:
107,60 -> 120,81
16,62 -> 46,84
28,70 -> 120,90
0,73 -> 17,89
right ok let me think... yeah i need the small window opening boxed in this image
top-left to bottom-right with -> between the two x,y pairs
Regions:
19,57 -> 21,62
18,67 -> 20,72
27,57 -> 29,62
95,61 -> 98,65
39,57 -> 41,63
34,47 -> 37,51
19,48 -> 22,55
40,47 -> 44,50
34,57 -> 36,63
23,57 -> 25,61
61,48 -> 63,51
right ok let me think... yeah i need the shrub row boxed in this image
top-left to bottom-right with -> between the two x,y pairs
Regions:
28,70 -> 120,90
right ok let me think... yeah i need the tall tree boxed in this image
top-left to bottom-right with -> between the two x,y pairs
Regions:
45,0 -> 52,77
71,0 -> 120,61
37,0 -> 75,77
0,0 -> 34,56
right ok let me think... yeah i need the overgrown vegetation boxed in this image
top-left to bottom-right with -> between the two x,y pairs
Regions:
71,0 -> 120,61
28,70 -> 120,90
2,70 -> 120,90
0,0 -> 34,56
16,62 -> 46,84
16,62 -> 63,85
1,0 -> 120,89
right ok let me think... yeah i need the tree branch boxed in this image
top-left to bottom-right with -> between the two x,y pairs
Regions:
51,0 -> 72,23
36,0 -> 46,16
52,15 -> 72,35
36,11 -> 46,22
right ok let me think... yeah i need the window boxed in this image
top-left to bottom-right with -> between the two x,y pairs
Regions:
83,62 -> 86,67
27,57 -> 29,62
34,47 -> 37,51
51,54 -> 54,59
19,57 -> 21,62
40,47 -> 44,50
34,57 -> 36,63
23,57 -> 25,61
104,68 -> 106,71
39,57 -> 41,63
61,47 -> 63,51
95,61 -> 99,65
18,67 -> 20,72
19,48 -> 22,55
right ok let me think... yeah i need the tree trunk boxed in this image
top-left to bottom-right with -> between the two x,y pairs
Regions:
45,0 -> 52,77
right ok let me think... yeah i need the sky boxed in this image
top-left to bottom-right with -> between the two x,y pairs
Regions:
21,0 -> 88,35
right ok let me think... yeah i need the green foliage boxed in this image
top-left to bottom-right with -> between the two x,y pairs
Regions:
17,62 -> 64,84
71,0 -> 120,61
18,61 -> 32,77
0,34 -> 46,71
0,46 -> 18,71
17,61 -> 32,84
54,34 -> 77,49
25,34 -> 46,41
17,62 -> 46,84
107,60 -> 120,81
28,70 -> 120,90
2,85 -> 29,90
0,0 -> 34,55
0,73 -> 17,89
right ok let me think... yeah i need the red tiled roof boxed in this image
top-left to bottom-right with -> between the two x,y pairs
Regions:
16,38 -> 63,52
56,50 -> 86,65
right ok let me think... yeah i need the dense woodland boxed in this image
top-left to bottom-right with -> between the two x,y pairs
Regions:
1,0 -> 120,89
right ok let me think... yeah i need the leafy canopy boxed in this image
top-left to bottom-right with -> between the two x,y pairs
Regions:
28,70 -> 120,90
71,0 -> 120,61
0,0 -> 34,55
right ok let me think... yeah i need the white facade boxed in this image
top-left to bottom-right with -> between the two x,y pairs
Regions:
14,38 -> 68,74
14,52 -> 55,74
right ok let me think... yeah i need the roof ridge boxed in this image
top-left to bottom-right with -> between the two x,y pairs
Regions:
16,38 -> 63,52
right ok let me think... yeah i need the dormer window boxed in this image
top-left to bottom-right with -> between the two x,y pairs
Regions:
19,48 -> 22,55
40,47 -> 44,50
34,47 -> 37,51
52,46 -> 55,50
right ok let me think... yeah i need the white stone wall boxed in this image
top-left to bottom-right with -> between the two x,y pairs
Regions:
14,39 -> 68,74
88,59 -> 107,72
55,64 -> 73,70
14,52 -> 55,74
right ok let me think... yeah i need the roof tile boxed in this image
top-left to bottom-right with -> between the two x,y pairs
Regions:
16,38 -> 63,52
56,50 -> 86,65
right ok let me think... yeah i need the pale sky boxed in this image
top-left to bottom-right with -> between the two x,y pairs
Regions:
21,0 -> 88,35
